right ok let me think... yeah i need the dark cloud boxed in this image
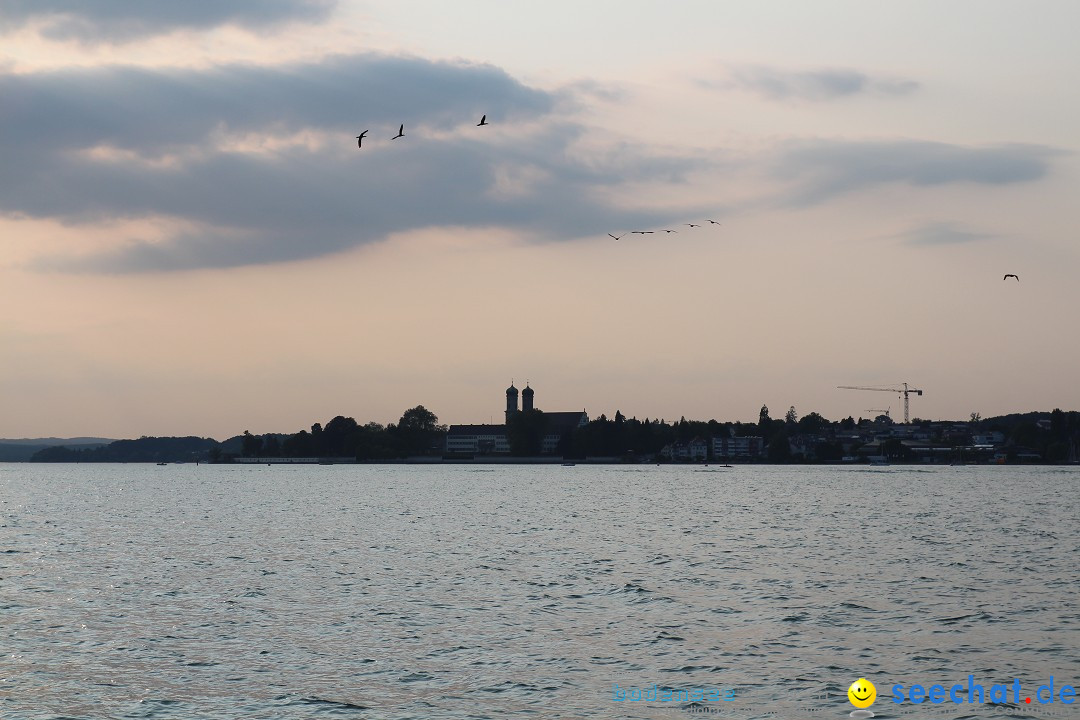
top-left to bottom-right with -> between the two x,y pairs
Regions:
0,0 -> 334,43
0,54 -> 556,162
724,65 -> 918,101
775,139 -> 1060,205
0,55 -> 703,273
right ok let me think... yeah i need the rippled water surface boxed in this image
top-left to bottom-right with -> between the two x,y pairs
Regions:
2,463 -> 1079,719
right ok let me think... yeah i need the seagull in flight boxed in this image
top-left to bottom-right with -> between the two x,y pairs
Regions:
477,114 -> 489,126
1003,274 -> 1019,281
392,124 -> 405,139
707,219 -> 722,225
356,130 -> 368,149
685,223 -> 701,228
631,230 -> 655,234
662,229 -> 678,233
608,233 -> 625,240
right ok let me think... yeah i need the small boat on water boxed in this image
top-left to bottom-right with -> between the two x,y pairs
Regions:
561,462 -> 576,467
156,462 -> 167,466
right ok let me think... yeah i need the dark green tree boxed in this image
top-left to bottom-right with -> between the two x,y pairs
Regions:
393,405 -> 446,456
1010,422 -> 1040,448
241,431 -> 262,458
263,435 -> 282,457
357,422 -> 396,460
767,430 -> 791,462
1050,408 -> 1067,434
758,405 -> 772,437
797,412 -> 829,434
322,416 -> 360,456
281,429 -> 314,457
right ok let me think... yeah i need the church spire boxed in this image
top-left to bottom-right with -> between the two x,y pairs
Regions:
505,381 -> 519,423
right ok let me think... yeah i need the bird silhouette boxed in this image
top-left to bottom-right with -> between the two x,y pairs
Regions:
662,229 -> 678,233
631,231 -> 654,234
477,114 -> 488,126
392,124 -> 404,139
707,219 -> 722,225
685,223 -> 701,228
608,233 -> 625,240
356,130 -> 368,149
1003,274 -> 1019,281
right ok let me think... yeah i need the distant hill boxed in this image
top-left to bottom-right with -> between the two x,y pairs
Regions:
31,436 -> 220,463
0,438 -> 116,462
0,437 -> 116,446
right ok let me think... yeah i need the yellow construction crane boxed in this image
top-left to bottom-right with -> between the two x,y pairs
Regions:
838,383 -> 924,424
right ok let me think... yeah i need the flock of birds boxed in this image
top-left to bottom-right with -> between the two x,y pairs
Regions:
356,115 -> 488,148
352,115 -> 1021,282
606,219 -> 722,241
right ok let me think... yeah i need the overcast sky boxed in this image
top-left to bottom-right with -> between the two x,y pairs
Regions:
2,0 -> 1078,439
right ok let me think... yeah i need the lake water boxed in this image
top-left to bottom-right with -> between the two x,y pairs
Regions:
2,463 -> 1078,719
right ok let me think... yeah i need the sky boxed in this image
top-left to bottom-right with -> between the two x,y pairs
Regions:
1,1 -> 1078,440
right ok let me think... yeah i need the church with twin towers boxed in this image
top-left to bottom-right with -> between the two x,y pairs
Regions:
445,382 -> 590,456
505,381 -> 534,421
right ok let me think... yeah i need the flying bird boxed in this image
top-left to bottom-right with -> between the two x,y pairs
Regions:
608,233 -> 625,240
356,130 -> 368,149
392,124 -> 405,139
662,229 -> 678,233
477,114 -> 488,126
1003,274 -> 1019,281
707,219 -> 722,225
631,230 -> 655,234
685,223 -> 701,228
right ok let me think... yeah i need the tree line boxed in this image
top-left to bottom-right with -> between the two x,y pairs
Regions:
31,405 -> 445,463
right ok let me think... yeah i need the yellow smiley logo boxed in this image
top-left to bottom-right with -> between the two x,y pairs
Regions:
848,678 -> 876,708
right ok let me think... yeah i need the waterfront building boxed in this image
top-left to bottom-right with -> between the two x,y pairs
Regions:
444,425 -> 511,454
711,436 -> 764,459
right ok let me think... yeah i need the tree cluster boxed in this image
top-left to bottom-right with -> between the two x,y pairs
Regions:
235,405 -> 447,460
564,412 -> 766,459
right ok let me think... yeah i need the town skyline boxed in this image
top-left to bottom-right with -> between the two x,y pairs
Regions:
20,403 -> 1080,465
3,2 -> 1079,439
4,385 -> 1077,445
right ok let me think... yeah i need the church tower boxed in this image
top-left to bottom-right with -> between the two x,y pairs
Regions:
522,383 -> 534,412
505,382 -> 519,424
